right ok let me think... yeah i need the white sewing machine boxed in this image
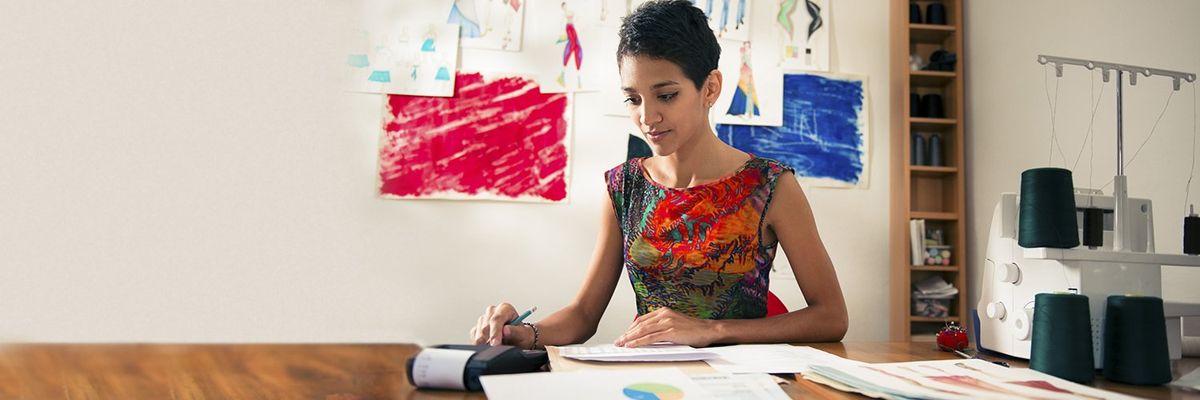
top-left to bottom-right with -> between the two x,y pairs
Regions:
977,191 -> 1200,368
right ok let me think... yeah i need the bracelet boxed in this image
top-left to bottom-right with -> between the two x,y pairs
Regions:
522,322 -> 540,350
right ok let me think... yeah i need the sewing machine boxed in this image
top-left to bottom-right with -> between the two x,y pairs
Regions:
977,191 -> 1200,368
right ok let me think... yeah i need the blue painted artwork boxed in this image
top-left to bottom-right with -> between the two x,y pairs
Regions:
347,54 -> 369,68
717,72 -> 868,187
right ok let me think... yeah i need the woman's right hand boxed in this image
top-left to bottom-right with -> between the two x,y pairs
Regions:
469,302 -> 533,348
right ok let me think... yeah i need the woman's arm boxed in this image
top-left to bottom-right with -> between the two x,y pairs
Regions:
471,194 -> 626,348
615,172 -> 848,347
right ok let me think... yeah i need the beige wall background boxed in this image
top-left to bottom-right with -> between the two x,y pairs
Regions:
0,0 -> 893,344
964,0 -> 1200,312
4,0 -> 1196,346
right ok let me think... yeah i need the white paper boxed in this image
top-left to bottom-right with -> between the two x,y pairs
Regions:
596,0 -> 629,26
448,0 -> 525,51
409,348 -> 474,390
558,343 -> 720,362
914,274 -> 958,296
1170,365 -> 1200,392
530,0 -> 604,93
713,41 -> 784,127
481,368 -> 716,400
691,373 -> 791,399
346,23 -> 460,96
690,0 -> 753,42
777,0 -> 830,71
703,344 -> 864,374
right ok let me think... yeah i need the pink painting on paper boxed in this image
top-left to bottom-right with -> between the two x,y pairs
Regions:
379,72 -> 570,202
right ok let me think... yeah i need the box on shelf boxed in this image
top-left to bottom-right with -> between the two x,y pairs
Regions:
923,245 -> 952,266
912,292 -> 953,317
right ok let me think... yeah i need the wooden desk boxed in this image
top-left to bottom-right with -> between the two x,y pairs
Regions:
0,342 -> 1194,399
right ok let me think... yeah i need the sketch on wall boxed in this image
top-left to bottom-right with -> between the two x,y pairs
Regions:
557,2 -> 584,89
716,72 -> 869,188
714,41 -> 783,127
690,0 -> 753,42
534,0 -> 604,93
598,0 -> 630,26
347,23 -> 460,96
447,0 -> 525,51
379,72 -> 572,202
777,0 -> 829,71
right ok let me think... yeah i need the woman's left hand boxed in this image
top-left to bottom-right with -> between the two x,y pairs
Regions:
615,307 -> 718,348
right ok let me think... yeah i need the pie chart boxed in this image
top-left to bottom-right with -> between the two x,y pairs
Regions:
622,382 -> 685,400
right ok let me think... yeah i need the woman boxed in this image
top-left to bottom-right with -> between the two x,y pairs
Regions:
470,0 -> 847,350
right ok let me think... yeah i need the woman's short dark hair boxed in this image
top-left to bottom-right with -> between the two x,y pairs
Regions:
617,0 -> 720,89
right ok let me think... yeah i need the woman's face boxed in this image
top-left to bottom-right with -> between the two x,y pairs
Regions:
619,55 -> 716,157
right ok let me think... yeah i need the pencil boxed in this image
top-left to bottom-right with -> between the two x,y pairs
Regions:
508,306 -> 537,325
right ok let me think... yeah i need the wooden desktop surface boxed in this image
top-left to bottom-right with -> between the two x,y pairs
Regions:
0,342 -> 1195,399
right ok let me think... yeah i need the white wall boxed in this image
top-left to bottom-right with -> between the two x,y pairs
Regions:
0,0 -> 892,344
965,1 -> 1200,313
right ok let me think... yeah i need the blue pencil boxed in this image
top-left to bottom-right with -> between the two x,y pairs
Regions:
508,306 -> 537,325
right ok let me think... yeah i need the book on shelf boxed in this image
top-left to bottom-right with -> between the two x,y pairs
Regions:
909,219 -> 925,265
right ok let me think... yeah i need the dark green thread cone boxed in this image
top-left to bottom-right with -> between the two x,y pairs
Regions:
1019,168 -> 1080,248
1103,295 -> 1172,385
1031,293 -> 1095,383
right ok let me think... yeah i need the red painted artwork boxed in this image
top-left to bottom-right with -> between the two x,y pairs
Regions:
379,72 -> 570,202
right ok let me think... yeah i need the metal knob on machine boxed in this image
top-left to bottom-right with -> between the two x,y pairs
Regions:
1014,307 -> 1034,341
999,263 -> 1021,283
986,301 -> 1007,320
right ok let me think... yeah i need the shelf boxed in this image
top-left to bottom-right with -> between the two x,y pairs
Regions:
1023,248 -> 1200,267
910,211 -> 957,221
910,70 -> 957,87
910,165 -> 957,176
911,265 -> 958,271
910,117 -> 957,131
909,24 -> 955,43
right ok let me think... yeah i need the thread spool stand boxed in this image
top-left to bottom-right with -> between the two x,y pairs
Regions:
1036,55 -> 1196,252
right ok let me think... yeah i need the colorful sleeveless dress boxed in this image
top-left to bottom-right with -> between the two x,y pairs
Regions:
605,156 -> 795,319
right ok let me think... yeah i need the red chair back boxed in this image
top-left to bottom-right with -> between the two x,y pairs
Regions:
765,290 -> 788,317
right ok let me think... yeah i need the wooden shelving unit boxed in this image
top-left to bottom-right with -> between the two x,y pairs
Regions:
909,24 -> 956,43
910,117 -> 957,131
910,71 -> 957,86
889,0 -> 968,341
911,265 -> 959,272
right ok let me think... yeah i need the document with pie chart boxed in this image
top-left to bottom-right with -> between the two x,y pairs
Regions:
480,368 -> 714,400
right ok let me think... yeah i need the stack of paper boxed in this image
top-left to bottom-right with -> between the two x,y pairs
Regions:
914,274 -> 959,296
804,358 -> 1138,400
558,343 -> 719,362
481,368 -> 713,400
480,368 -> 790,400
543,343 -> 1146,399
